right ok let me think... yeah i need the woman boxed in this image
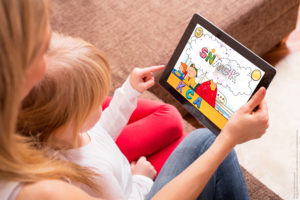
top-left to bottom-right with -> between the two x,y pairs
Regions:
0,0 -> 268,199
0,0 -> 102,199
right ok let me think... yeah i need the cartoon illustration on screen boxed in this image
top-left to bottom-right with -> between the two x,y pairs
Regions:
167,25 -> 264,119
173,62 -> 188,80
195,80 -> 217,108
183,64 -> 198,89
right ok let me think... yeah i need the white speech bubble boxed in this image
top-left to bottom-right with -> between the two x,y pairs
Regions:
186,34 -> 252,96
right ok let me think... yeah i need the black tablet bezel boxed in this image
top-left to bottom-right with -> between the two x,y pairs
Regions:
159,13 -> 276,135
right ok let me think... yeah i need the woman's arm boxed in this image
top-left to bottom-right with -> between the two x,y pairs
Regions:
152,131 -> 235,200
152,87 -> 268,200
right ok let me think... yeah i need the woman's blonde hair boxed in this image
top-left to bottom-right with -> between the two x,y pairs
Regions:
0,0 -> 108,193
18,32 -> 111,147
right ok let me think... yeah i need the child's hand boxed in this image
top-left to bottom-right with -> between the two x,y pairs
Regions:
129,65 -> 165,93
221,87 -> 269,146
130,156 -> 157,180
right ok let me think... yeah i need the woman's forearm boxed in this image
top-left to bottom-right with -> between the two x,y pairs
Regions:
152,131 -> 235,200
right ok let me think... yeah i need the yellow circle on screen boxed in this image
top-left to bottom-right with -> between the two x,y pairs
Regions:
251,69 -> 261,81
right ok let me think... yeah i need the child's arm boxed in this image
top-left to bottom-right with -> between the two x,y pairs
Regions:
93,165 -> 153,200
96,65 -> 165,140
130,156 -> 156,198
96,77 -> 140,140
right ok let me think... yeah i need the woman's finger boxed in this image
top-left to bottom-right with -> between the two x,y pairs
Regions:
246,87 -> 266,112
256,100 -> 269,119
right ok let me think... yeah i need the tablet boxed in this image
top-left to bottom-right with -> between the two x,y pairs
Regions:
159,14 -> 276,135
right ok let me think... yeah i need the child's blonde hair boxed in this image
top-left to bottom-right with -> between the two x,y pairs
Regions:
18,32 -> 111,148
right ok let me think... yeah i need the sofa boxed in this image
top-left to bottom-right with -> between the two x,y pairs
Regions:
50,0 -> 300,199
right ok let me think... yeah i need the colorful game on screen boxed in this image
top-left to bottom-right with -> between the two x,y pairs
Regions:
167,24 -> 265,129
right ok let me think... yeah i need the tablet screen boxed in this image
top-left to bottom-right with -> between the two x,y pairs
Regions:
166,24 -> 265,129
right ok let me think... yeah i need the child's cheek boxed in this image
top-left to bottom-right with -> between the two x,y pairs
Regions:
91,108 -> 102,127
96,108 -> 102,121
83,108 -> 102,132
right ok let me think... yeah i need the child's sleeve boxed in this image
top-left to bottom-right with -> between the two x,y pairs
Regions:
130,175 -> 154,199
95,170 -> 128,200
96,169 -> 153,200
96,77 -> 141,140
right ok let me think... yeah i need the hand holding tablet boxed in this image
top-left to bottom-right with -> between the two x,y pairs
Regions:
160,14 -> 276,134
222,87 -> 269,146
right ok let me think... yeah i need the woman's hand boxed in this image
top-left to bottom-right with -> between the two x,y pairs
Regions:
129,65 -> 165,93
221,87 -> 269,146
152,87 -> 268,200
131,156 -> 157,180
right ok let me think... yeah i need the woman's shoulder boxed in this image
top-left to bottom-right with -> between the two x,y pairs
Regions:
0,180 -> 22,200
16,179 -> 99,200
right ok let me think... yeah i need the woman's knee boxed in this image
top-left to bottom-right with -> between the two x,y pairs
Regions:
224,148 -> 238,164
189,128 -> 216,145
188,131 -> 240,167
178,128 -> 216,153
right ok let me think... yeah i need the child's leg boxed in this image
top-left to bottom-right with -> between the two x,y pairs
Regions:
102,97 -> 184,162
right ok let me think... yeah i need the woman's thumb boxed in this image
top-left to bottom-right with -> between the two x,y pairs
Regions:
246,87 -> 266,111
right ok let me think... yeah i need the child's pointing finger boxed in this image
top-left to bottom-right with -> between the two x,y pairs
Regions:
130,65 -> 165,93
141,65 -> 165,75
142,77 -> 155,90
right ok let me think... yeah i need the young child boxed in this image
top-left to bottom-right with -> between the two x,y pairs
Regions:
17,33 -> 184,199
